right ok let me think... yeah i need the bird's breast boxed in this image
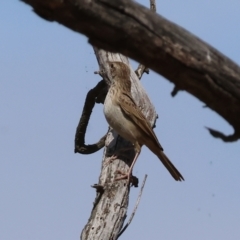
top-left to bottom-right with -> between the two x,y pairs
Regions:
103,91 -> 136,143
104,92 -> 124,130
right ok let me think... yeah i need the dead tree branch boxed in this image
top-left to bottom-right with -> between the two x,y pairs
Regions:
79,48 -> 157,240
21,0 -> 240,141
74,80 -> 108,154
135,0 -> 156,80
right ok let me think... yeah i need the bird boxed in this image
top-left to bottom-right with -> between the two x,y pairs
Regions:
103,61 -> 184,182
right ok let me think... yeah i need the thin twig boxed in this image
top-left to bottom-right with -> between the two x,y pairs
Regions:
171,85 -> 181,97
205,127 -> 239,142
150,0 -> 156,12
135,0 -> 156,80
116,174 -> 148,239
134,65 -> 149,80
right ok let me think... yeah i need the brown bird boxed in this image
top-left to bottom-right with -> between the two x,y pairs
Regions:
103,61 -> 184,182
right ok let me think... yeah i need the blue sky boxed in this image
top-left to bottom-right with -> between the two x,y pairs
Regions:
1,1 -> 240,239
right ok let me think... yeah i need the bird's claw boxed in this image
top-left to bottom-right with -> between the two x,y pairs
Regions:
115,170 -> 138,187
104,154 -> 118,166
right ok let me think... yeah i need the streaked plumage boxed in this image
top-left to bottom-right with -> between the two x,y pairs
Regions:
104,62 -> 184,182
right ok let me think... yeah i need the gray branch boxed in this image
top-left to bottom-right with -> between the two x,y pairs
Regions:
79,47 -> 156,240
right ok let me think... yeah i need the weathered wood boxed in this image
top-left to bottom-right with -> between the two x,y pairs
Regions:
21,0 -> 240,141
80,50 -> 157,239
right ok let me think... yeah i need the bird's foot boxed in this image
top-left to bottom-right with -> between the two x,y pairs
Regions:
104,154 -> 118,166
115,170 -> 138,187
115,170 -> 131,181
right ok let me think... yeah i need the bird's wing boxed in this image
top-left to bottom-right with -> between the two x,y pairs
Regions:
118,91 -> 163,151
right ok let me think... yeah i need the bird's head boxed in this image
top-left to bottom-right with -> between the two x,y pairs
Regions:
108,62 -> 131,80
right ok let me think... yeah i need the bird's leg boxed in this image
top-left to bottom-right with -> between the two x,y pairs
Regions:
115,145 -> 141,183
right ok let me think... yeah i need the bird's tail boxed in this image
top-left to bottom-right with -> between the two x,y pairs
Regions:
157,150 -> 184,181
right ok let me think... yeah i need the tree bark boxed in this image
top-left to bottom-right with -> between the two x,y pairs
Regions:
79,50 -> 157,239
21,0 -> 240,141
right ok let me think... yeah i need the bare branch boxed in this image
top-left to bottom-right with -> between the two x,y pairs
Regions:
80,48 -> 157,239
150,0 -> 156,12
135,0 -> 156,80
21,0 -> 240,141
205,127 -> 239,142
135,65 -> 149,80
74,80 -> 108,154
171,86 -> 181,97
